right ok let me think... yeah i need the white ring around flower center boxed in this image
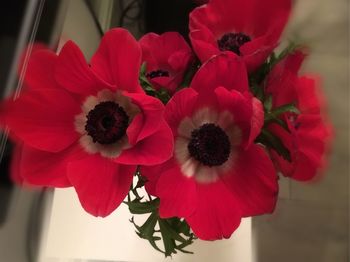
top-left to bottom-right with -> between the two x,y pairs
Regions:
74,89 -> 140,158
175,108 -> 242,184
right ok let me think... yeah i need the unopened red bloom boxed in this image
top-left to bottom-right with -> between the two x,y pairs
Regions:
139,32 -> 194,94
189,0 -> 291,72
1,28 -> 173,217
266,52 -> 333,181
142,53 -> 278,240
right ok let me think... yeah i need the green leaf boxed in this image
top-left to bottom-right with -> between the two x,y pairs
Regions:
178,58 -> 201,89
270,42 -> 299,69
139,62 -> 154,92
264,95 -> 273,112
140,62 -> 147,75
137,212 -> 159,238
158,219 -> 188,243
125,169 -> 196,257
265,116 -> 289,132
248,42 -> 300,90
155,88 -> 171,104
176,241 -> 195,254
256,129 -> 291,161
265,103 -> 300,123
126,198 -> 160,214
272,103 -> 300,115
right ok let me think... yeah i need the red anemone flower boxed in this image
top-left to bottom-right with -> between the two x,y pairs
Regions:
189,0 -> 291,72
142,53 -> 278,240
0,28 -> 174,217
266,51 -> 333,181
139,32 -> 194,94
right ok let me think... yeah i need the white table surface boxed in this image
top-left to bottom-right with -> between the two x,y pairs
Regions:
39,188 -> 254,262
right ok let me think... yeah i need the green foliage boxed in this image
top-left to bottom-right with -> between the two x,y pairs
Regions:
256,128 -> 291,161
124,169 -> 196,257
178,58 -> 201,90
250,43 -> 302,162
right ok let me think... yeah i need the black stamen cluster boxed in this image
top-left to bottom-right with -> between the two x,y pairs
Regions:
85,101 -> 129,144
217,32 -> 251,55
146,69 -> 170,79
188,123 -> 231,167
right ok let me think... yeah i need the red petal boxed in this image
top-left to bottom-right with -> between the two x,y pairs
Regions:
156,161 -> 197,218
90,28 -> 142,93
67,154 -> 135,217
164,88 -> 198,136
24,50 -> 60,90
168,50 -> 193,72
191,53 -> 248,96
18,42 -> 48,78
222,145 -> 278,217
125,92 -> 165,145
55,41 -> 112,97
240,35 -> 277,72
116,120 -> 174,166
247,97 -> 264,148
296,76 -> 324,115
149,76 -> 179,94
190,0 -> 253,34
1,88 -> 80,152
266,51 -> 305,106
250,0 -> 291,37
216,87 -> 264,148
140,164 -> 163,196
19,143 -> 86,187
189,29 -> 219,63
186,180 -> 242,240
271,114 -> 332,181
214,87 -> 254,146
139,33 -> 159,69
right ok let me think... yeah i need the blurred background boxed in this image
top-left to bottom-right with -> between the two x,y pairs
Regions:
0,0 -> 348,261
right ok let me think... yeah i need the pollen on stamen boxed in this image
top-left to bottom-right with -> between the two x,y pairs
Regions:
85,101 -> 129,145
188,123 -> 231,167
217,32 -> 251,55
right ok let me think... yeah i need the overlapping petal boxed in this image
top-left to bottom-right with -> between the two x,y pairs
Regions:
116,120 -> 173,166
186,180 -> 242,240
18,143 -> 86,187
125,92 -> 165,145
191,52 -> 248,95
222,145 -> 278,216
67,153 -> 136,217
90,28 -> 142,93
156,161 -> 198,218
0,88 -> 80,152
24,49 -> 60,90
55,41 -> 113,96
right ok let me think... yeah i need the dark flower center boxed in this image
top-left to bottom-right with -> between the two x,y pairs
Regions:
188,123 -> 231,167
85,101 -> 129,144
146,69 -> 170,79
217,32 -> 251,55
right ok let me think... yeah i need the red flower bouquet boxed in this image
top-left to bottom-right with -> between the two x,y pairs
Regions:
0,0 -> 333,257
